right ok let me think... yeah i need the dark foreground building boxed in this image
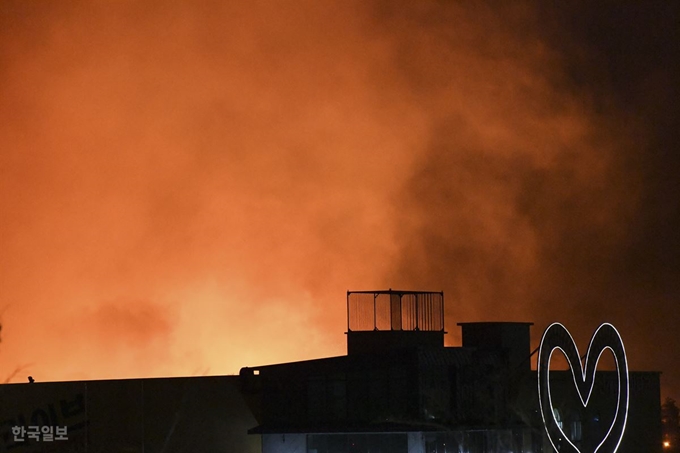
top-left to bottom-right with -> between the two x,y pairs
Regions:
0,290 -> 662,453
0,375 -> 261,453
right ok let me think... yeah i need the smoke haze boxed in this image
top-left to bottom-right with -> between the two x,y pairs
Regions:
1,1 -> 678,401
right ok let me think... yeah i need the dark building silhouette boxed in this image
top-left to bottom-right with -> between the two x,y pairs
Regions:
0,290 -> 662,453
0,375 -> 261,453
244,290 -> 661,453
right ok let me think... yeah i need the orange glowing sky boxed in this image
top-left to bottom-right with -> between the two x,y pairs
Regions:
1,2 -> 679,401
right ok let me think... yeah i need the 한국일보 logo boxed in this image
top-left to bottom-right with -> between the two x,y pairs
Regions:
537,323 -> 629,453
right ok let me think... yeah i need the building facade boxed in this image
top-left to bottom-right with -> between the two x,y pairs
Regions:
244,290 -> 661,453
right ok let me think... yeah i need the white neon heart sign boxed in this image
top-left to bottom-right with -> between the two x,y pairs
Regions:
537,323 -> 629,453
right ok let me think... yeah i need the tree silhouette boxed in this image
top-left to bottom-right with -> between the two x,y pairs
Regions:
663,397 -> 680,452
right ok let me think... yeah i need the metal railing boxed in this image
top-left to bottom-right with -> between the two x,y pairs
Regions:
347,290 -> 444,332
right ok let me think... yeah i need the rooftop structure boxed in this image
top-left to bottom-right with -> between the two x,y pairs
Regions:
346,290 -> 445,355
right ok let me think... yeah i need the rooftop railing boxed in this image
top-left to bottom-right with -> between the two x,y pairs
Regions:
347,290 -> 444,332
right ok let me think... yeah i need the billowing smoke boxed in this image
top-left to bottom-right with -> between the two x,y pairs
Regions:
1,1 -> 678,400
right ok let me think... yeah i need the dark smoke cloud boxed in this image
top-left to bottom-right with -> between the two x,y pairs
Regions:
1,1 -> 678,402
383,2 -> 680,400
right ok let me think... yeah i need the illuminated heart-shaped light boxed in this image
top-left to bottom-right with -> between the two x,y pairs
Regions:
538,323 -> 629,453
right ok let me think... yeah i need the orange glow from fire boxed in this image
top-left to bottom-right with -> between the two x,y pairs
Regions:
0,1 -> 676,404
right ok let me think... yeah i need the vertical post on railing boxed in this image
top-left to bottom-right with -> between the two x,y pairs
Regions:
415,294 -> 419,331
440,291 -> 444,331
373,292 -> 377,330
347,291 -> 350,332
